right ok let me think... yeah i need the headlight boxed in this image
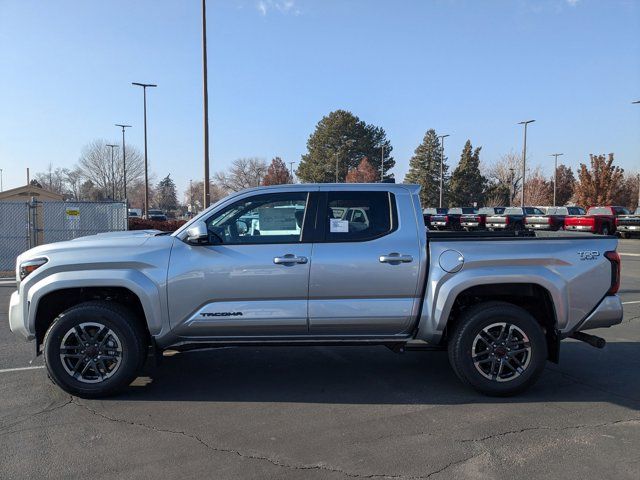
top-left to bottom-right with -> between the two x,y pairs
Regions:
19,258 -> 48,280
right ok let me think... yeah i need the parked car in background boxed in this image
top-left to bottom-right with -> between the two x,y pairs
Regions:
564,206 -> 629,235
423,208 -> 448,228
616,207 -> 640,238
525,206 -> 586,231
486,207 -> 545,231
146,209 -> 168,221
127,208 -> 142,218
460,207 -> 505,230
430,207 -> 476,230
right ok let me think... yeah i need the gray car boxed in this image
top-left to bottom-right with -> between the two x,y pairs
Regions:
9,184 -> 623,398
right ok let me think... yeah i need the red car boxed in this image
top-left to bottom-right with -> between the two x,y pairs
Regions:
564,206 -> 629,235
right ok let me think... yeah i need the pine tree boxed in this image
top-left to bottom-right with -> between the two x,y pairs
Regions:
404,129 -> 447,207
449,140 -> 486,207
297,110 -> 394,183
155,174 -> 178,211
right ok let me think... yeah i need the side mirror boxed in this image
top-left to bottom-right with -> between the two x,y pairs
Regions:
186,221 -> 210,245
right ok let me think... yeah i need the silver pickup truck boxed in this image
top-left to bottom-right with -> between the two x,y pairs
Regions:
9,184 -> 623,398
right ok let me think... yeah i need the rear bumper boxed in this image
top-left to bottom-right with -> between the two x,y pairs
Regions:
565,224 -> 594,232
9,290 -> 33,341
573,295 -> 623,333
616,225 -> 640,233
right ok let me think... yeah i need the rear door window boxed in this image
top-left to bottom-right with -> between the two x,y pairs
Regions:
323,191 -> 396,242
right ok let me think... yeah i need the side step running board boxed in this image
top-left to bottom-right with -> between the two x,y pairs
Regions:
569,331 -> 606,349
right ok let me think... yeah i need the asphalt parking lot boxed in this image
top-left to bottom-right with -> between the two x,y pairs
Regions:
1,240 -> 639,480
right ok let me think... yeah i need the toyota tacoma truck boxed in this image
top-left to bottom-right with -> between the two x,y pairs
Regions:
564,206 -> 629,235
525,206 -> 586,232
9,184 -> 623,398
616,207 -> 640,238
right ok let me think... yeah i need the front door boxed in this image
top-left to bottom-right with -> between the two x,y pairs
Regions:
308,188 -> 422,337
168,190 -> 314,338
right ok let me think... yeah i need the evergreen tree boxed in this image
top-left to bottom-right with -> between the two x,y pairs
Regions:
155,174 -> 178,211
297,110 -> 394,183
404,129 -> 448,207
449,140 -> 486,207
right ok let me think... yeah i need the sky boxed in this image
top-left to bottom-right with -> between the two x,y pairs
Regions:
1,0 -> 639,197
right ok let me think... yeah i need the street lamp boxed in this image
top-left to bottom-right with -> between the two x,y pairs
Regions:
518,120 -> 535,207
106,144 -> 118,200
115,124 -> 132,202
508,168 -> 515,206
132,82 -> 157,218
380,144 -> 385,182
0,168 -> 3,192
202,0 -> 211,209
632,100 -> 640,104
289,162 -> 296,183
437,134 -> 450,208
550,153 -> 563,207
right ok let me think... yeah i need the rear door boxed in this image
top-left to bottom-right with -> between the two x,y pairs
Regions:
308,187 -> 422,337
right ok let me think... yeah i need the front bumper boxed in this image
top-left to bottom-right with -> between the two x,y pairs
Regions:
8,290 -> 32,341
574,295 -> 623,333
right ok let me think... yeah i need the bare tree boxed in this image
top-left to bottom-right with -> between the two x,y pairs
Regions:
33,164 -> 70,196
485,152 -> 523,205
214,158 -> 267,192
524,166 -> 552,206
77,139 -> 144,200
185,181 -> 228,213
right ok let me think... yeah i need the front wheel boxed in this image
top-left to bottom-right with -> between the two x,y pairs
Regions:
447,302 -> 547,396
43,301 -> 147,398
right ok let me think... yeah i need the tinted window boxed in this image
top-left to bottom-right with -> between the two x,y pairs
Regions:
588,207 -> 612,215
448,207 -> 476,214
504,208 -> 523,215
613,207 -> 630,215
523,207 -> 545,215
325,191 -> 395,242
567,207 -> 585,215
423,208 -> 447,215
205,192 -> 308,244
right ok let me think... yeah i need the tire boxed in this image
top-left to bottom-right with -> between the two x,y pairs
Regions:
447,301 -> 547,396
43,301 -> 147,398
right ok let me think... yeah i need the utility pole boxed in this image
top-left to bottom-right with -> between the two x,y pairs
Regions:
509,168 -> 515,207
289,162 -> 296,183
380,144 -> 385,182
437,134 -> 450,208
132,82 -> 157,218
106,144 -> 119,200
550,153 -> 563,207
115,124 -> 132,202
202,0 -> 211,209
518,120 -> 535,207
335,152 -> 339,183
0,168 -> 3,192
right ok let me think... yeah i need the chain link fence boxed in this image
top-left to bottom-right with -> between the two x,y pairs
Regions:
0,200 -> 127,278
0,203 -> 31,276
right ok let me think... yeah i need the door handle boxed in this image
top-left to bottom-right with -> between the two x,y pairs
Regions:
379,253 -> 413,264
273,254 -> 308,265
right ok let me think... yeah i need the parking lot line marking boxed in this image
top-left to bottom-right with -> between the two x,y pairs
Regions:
622,300 -> 640,305
0,365 -> 45,374
619,253 -> 640,257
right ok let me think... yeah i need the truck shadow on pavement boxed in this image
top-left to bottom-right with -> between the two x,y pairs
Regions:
111,341 -> 640,409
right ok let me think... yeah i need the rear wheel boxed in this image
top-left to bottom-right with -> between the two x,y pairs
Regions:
43,301 -> 147,398
448,301 -> 547,396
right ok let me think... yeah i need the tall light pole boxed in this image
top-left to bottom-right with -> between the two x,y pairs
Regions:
508,168 -> 515,206
437,134 -> 450,208
0,168 -> 3,192
132,82 -> 157,218
202,0 -> 211,209
289,162 -> 296,183
115,124 -> 132,202
106,144 -> 118,200
550,153 -> 563,206
380,144 -> 385,182
518,120 -> 535,207
335,152 -> 339,183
